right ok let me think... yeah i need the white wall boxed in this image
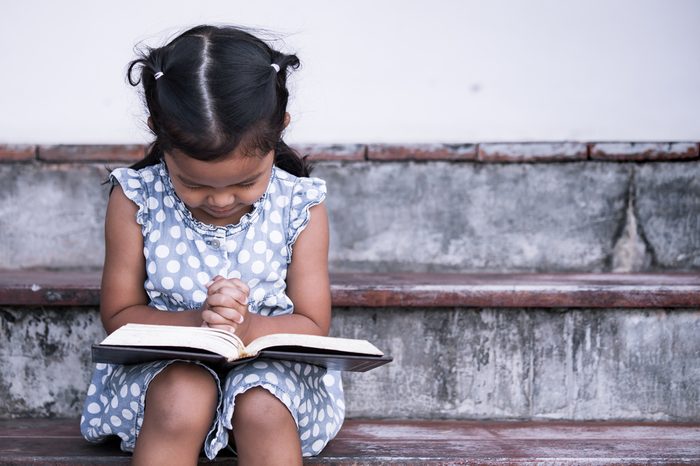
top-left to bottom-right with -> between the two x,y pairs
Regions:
1,0 -> 699,144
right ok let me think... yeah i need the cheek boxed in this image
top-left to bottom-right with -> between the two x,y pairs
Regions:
240,186 -> 268,204
172,188 -> 204,207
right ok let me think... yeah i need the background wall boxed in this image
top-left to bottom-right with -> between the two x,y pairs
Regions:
1,0 -> 699,145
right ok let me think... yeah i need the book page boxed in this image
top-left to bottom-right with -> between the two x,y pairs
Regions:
100,324 -> 245,361
244,333 -> 385,358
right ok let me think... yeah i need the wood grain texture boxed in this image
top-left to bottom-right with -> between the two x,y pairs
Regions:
1,418 -> 699,465
1,270 -> 699,308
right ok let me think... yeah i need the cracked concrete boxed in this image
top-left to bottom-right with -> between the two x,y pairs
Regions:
612,169 -> 653,271
2,307 -> 698,420
1,160 -> 698,271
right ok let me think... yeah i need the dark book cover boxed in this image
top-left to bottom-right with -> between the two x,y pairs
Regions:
92,344 -> 393,372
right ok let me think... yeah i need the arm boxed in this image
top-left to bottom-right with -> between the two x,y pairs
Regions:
203,203 -> 332,344
248,202 -> 332,340
100,185 -> 203,334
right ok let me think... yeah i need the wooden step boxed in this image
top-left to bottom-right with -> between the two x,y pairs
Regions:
1,418 -> 699,465
1,270 -> 699,308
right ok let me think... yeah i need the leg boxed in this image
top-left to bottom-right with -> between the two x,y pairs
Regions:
232,387 -> 302,466
132,363 -> 218,466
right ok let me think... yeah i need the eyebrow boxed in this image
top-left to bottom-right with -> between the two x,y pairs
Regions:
177,171 -> 264,187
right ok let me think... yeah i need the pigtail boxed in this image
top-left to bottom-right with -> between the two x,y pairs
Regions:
271,52 -> 301,77
126,46 -> 173,169
274,140 -> 312,177
267,52 -> 309,176
130,142 -> 164,171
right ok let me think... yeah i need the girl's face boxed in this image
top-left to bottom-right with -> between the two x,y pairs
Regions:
164,148 -> 274,227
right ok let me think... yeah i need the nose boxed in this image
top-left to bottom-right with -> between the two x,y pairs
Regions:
208,191 -> 235,208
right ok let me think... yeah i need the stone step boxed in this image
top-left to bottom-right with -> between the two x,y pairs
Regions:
0,271 -> 700,422
2,153 -> 699,272
1,418 -> 699,465
2,270 -> 699,421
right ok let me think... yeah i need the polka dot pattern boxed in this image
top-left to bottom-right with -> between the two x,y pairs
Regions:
83,164 -> 338,459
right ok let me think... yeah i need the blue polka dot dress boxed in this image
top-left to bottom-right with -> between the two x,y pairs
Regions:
80,160 -> 345,458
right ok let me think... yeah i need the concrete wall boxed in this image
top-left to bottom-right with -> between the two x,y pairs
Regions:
2,306 -> 698,421
2,159 -> 699,271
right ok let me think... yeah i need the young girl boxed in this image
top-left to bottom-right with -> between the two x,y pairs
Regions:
80,25 -> 344,465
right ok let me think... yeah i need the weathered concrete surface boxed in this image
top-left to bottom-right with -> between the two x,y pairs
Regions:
2,307 -> 698,421
0,307 -> 105,417
2,161 -> 700,271
317,162 -> 632,272
635,162 -> 700,269
335,307 -> 700,421
0,163 -> 110,269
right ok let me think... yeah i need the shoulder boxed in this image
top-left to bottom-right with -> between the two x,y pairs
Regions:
269,167 -> 328,261
109,163 -> 165,197
108,162 -> 167,229
272,166 -> 327,203
105,184 -> 144,243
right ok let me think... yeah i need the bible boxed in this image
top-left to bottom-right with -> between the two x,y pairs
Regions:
92,323 -> 392,372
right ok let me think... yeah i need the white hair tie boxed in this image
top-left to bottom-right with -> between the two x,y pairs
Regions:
154,71 -> 164,80
270,63 -> 280,73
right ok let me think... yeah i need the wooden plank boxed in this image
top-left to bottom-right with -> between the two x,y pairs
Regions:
0,419 -> 699,465
330,272 -> 700,308
0,270 -> 699,308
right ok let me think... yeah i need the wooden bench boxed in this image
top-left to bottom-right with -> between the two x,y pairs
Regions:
1,418 -> 699,464
1,270 -> 699,464
2,270 -> 699,308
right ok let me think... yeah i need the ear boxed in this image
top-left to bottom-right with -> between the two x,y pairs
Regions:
283,112 -> 291,129
147,117 -> 155,131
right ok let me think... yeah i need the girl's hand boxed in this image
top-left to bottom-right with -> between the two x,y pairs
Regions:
200,275 -> 250,337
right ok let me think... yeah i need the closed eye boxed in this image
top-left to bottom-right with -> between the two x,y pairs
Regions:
185,182 -> 255,190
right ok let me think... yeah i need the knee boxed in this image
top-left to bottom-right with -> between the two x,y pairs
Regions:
144,363 -> 218,435
232,387 -> 293,432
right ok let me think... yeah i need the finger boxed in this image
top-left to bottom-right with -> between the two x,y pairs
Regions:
203,295 -> 248,324
210,305 -> 245,324
207,278 -> 249,296
205,322 -> 237,335
208,286 -> 248,307
202,308 -> 242,327
205,275 -> 226,288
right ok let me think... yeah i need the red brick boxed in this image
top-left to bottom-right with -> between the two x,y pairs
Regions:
0,145 -> 36,162
590,142 -> 699,161
38,145 -> 146,162
478,142 -> 588,162
292,144 -> 366,161
367,144 -> 477,161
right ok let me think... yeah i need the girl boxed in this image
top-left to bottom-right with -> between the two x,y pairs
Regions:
80,25 -> 344,465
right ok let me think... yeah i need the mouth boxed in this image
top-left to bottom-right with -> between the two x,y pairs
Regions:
206,205 -> 238,217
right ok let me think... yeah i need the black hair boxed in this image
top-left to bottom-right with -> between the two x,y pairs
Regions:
126,24 -> 311,176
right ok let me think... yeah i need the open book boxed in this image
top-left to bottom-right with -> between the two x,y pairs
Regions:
92,323 -> 392,372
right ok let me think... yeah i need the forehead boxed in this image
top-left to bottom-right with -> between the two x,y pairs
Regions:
165,150 -> 272,186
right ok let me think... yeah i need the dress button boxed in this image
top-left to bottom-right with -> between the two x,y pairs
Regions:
206,239 -> 221,249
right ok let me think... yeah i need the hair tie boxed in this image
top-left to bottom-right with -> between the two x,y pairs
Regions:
154,71 -> 164,80
270,63 -> 280,73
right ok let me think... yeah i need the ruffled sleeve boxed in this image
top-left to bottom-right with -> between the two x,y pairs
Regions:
285,176 -> 327,261
109,167 -> 151,232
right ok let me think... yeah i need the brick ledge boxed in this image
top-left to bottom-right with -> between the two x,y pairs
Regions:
1,142 -> 698,163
